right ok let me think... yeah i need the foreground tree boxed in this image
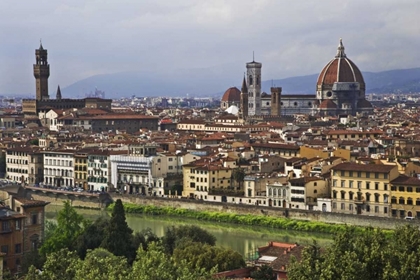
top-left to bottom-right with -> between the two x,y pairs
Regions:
131,242 -> 211,280
162,225 -> 216,255
40,201 -> 86,255
75,216 -> 109,259
101,199 -> 135,262
250,264 -> 276,280
173,241 -> 245,272
288,226 -> 420,280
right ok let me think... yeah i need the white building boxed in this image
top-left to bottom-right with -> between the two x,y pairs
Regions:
266,182 -> 289,208
6,147 -> 31,183
43,150 -> 75,187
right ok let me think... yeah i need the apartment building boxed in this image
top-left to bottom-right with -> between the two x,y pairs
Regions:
43,150 -> 75,187
331,163 -> 399,217
288,177 -> 328,210
390,175 -> 420,218
5,147 -> 42,184
74,152 -> 88,189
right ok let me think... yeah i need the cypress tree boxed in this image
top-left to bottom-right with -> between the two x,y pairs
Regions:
101,199 -> 134,261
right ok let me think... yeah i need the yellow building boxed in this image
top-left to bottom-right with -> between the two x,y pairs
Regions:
182,158 -> 233,199
390,175 -> 420,219
331,163 -> 399,217
74,152 -> 88,189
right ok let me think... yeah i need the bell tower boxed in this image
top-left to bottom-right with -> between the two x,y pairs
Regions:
271,87 -> 282,116
34,42 -> 50,101
246,55 -> 262,116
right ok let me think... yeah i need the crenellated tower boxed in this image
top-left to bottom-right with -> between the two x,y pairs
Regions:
34,42 -> 50,101
270,87 -> 282,116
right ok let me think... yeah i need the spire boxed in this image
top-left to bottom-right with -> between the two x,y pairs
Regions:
56,85 -> 62,100
39,39 -> 44,50
335,38 -> 346,58
241,74 -> 248,93
253,51 -> 255,62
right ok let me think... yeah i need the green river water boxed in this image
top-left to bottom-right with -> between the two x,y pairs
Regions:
45,205 -> 333,258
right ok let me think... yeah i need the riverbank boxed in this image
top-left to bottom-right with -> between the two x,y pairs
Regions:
108,201 -> 390,235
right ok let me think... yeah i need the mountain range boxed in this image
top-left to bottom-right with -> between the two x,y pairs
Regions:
62,67 -> 420,99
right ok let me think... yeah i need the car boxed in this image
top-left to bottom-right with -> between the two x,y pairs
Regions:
405,216 -> 415,221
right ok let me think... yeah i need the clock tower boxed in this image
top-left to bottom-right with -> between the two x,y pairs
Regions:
246,58 -> 262,116
34,42 -> 50,101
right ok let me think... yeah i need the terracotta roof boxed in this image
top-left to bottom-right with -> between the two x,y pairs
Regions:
391,175 -> 420,186
332,162 -> 397,173
221,87 -> 241,102
319,99 -> 337,109
14,198 -> 50,207
317,40 -> 365,86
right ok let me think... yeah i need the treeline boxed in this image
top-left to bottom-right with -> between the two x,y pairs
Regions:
288,225 -> 420,280
20,199 -> 245,280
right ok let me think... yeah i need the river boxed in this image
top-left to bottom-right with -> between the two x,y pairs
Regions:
45,205 -> 332,258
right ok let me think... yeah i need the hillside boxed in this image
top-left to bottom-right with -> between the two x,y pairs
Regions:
62,67 -> 420,98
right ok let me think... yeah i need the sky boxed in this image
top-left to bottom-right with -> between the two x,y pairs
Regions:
0,0 -> 419,95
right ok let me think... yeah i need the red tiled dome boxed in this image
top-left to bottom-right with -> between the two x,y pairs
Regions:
317,39 -> 365,87
221,87 -> 241,102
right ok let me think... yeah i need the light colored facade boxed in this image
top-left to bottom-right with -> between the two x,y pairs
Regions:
43,150 -> 75,187
74,152 -> 88,189
87,152 -> 112,191
390,175 -> 420,219
288,177 -> 328,210
331,163 -> 399,217
6,148 -> 30,183
266,182 -> 289,208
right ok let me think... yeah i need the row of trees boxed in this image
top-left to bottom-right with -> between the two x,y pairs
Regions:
21,199 -> 245,279
288,225 -> 420,280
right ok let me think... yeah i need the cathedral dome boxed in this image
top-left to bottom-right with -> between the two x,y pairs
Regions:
317,39 -> 365,88
221,87 -> 241,102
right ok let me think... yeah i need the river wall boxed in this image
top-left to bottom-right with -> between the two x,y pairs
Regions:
25,188 -> 417,230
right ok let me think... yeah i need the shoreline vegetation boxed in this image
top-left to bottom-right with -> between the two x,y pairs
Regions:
107,202 -> 393,236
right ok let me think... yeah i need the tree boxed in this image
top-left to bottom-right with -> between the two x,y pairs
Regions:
29,249 -> 81,280
231,168 -> 245,189
173,241 -> 245,272
162,225 -> 216,255
132,227 -> 160,251
75,216 -> 109,259
288,226 -> 420,280
250,264 -> 276,280
74,248 -> 130,280
101,199 -> 135,262
131,242 -> 211,280
40,201 -> 87,255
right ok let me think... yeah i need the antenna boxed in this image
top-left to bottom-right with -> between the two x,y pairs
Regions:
253,51 -> 255,62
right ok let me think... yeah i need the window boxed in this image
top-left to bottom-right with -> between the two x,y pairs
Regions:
366,182 -> 370,189
366,205 -> 370,212
1,245 -> 8,254
349,181 -> 354,188
366,172 -> 370,178
375,194 -> 380,203
341,171 -> 345,176
333,180 -> 337,187
15,220 -> 21,230
357,171 -> 361,178
341,203 -> 345,210
349,204 -> 353,211
349,171 -> 353,177
357,181 -> 362,189
341,192 -> 345,200
375,206 -> 379,213
384,173 -> 388,179
384,207 -> 388,214
375,173 -> 379,179
15,243 -> 21,254
349,192 -> 354,200
375,183 -> 379,190
2,221 -> 10,232
407,187 -> 413,192
333,191 -> 337,199
341,180 -> 345,188
399,186 -> 405,192
384,184 -> 388,191
399,197 -> 405,204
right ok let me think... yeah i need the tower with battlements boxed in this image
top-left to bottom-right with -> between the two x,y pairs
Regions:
33,43 -> 50,101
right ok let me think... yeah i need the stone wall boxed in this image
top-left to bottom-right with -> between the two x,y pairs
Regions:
25,189 -> 418,230
112,194 -> 418,230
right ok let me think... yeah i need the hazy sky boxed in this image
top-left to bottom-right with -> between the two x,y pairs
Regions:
0,0 -> 419,95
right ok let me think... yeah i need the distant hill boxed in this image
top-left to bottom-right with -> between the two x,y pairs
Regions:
62,67 -> 420,98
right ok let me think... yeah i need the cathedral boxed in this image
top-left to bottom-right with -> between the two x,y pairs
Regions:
22,43 -> 112,115
230,39 -> 373,120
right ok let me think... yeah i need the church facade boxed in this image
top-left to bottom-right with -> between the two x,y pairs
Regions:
234,39 -> 373,119
22,44 -> 112,115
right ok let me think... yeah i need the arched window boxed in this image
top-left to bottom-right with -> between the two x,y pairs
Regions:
283,189 -> 286,197
407,197 -> 413,205
268,188 -> 272,196
399,197 -> 405,205
249,75 -> 253,85
391,196 -> 397,204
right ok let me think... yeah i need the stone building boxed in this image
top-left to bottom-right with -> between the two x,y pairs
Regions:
22,44 -> 112,115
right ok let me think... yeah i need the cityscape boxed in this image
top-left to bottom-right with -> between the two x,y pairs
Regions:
0,1 -> 420,279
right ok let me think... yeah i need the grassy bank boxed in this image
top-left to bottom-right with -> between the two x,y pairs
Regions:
107,202 -> 389,235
